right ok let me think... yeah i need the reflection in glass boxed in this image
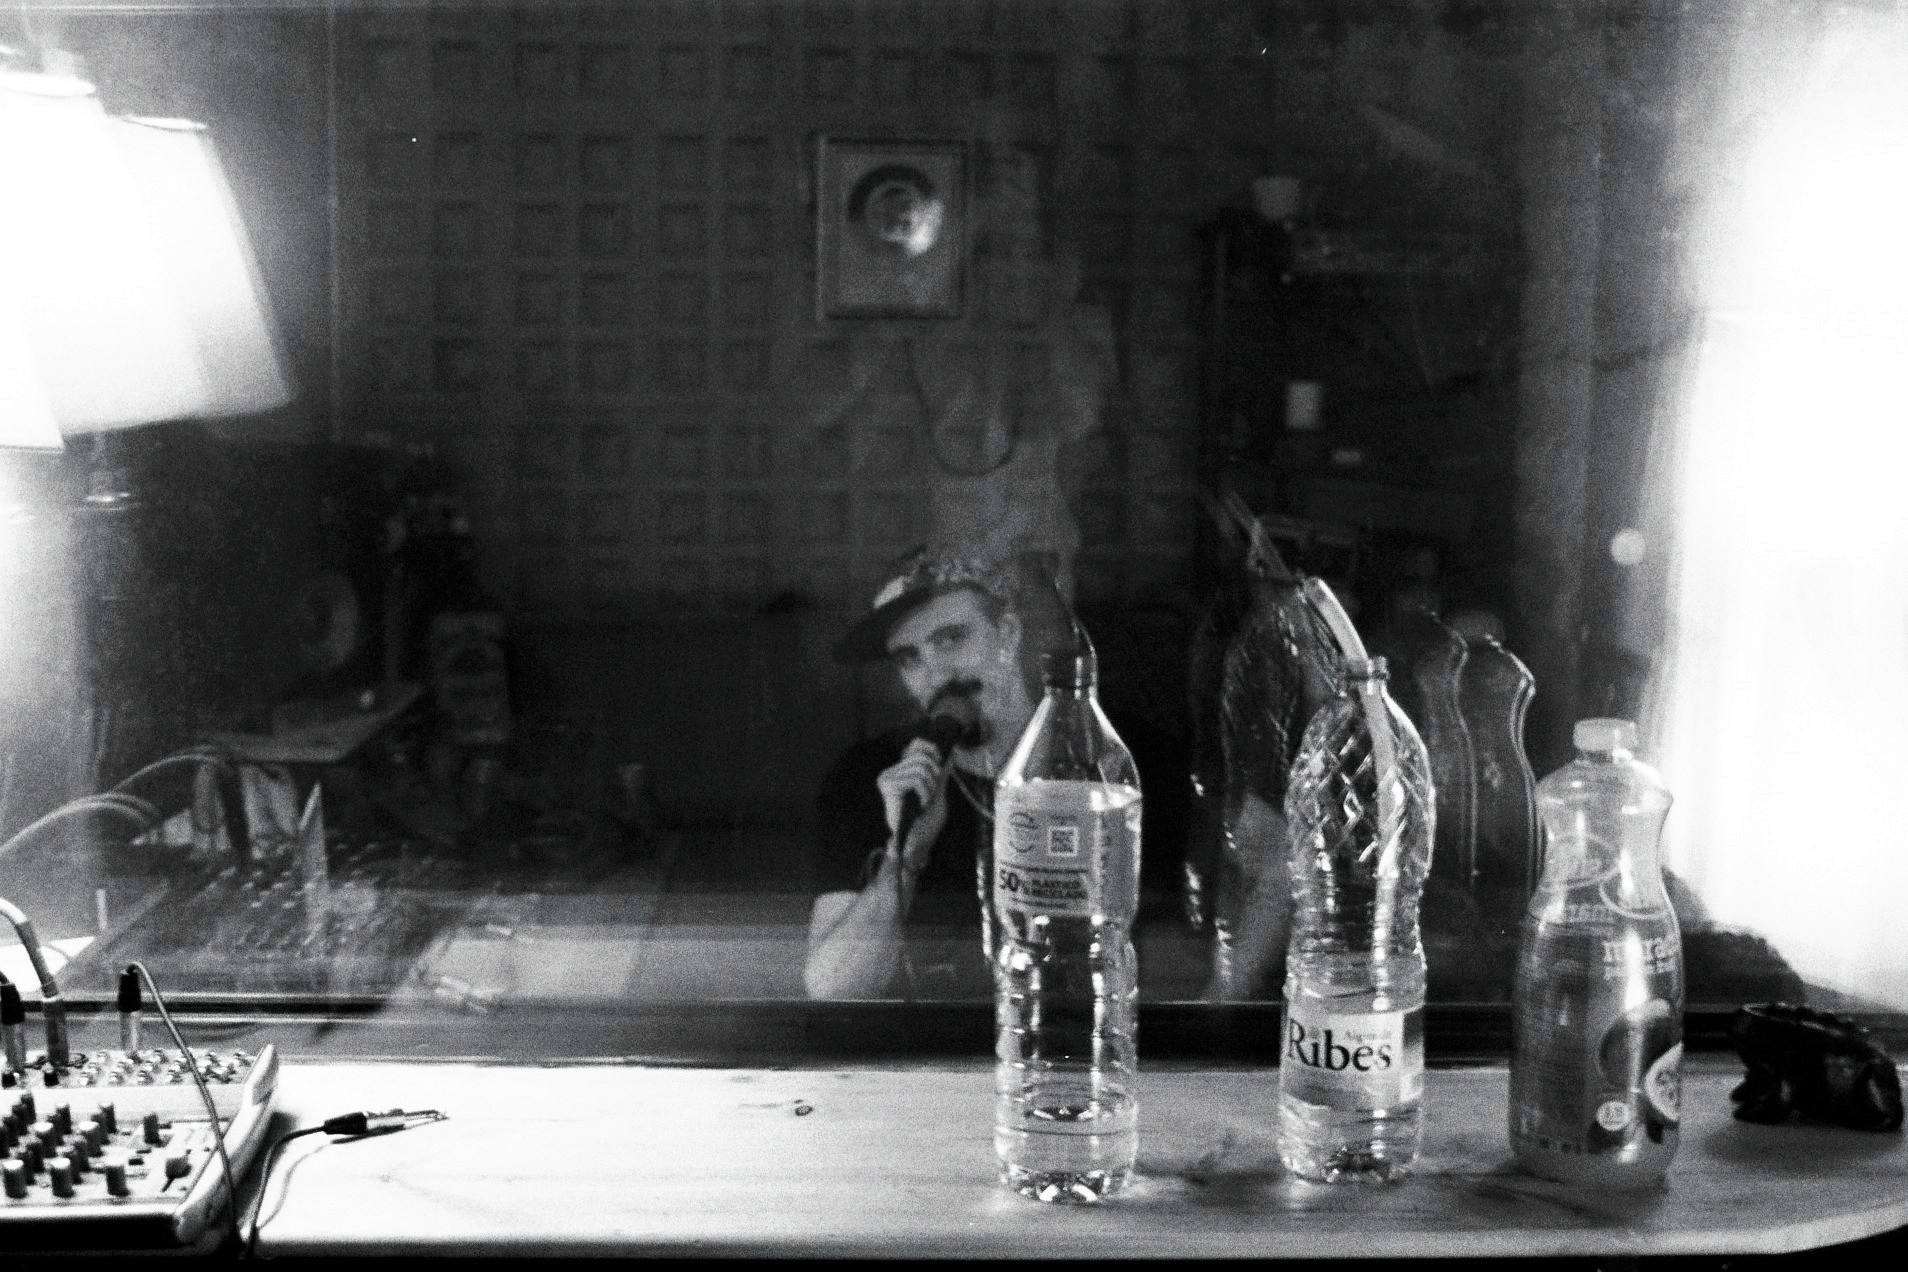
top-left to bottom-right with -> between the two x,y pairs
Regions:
0,1 -> 1894,1061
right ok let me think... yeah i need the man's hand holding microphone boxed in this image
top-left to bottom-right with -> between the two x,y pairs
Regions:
877,686 -> 980,883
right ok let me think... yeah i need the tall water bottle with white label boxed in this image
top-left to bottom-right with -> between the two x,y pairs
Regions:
992,649 -> 1142,1203
1278,648 -> 1435,1183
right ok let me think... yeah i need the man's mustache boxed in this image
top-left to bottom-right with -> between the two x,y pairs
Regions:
928,678 -> 983,712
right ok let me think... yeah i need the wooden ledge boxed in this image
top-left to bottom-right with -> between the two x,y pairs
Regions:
252,1060 -> 1908,1259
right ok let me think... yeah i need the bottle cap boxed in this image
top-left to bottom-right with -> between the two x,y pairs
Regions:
1574,718 -> 1638,753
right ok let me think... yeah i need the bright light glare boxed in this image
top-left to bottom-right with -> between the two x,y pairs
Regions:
0,80 -> 289,433
0,298 -> 64,450
1661,17 -> 1908,1006
1725,123 -> 1908,323
112,118 -> 291,417
0,78 -> 212,431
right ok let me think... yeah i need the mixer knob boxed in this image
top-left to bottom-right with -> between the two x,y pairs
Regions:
143,1113 -> 164,1146
81,1118 -> 106,1151
2,1159 -> 25,1199
104,1159 -> 131,1197
64,1138 -> 89,1172
48,1157 -> 74,1198
31,1121 -> 56,1153
19,1141 -> 42,1175
52,1104 -> 71,1135
164,1151 -> 191,1182
99,1103 -> 117,1135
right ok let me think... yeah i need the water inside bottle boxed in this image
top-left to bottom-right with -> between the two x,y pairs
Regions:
994,1084 -> 1138,1203
1277,955 -> 1426,1183
992,780 -> 1140,1202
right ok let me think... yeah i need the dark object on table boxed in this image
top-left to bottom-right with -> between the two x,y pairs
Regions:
1730,1002 -> 1903,1132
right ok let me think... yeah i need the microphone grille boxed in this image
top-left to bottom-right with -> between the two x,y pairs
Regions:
922,695 -> 977,750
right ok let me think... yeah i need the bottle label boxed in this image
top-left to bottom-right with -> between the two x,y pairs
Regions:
992,787 -> 1137,920
1280,1005 -> 1424,1109
1511,898 -> 1683,1164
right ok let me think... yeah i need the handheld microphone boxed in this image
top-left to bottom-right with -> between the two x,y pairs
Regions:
893,695 -> 978,856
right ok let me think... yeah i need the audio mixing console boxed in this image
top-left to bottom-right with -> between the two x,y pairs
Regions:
0,1045 -> 277,1248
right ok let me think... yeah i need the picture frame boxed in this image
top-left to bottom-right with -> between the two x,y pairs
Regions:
816,138 -> 967,320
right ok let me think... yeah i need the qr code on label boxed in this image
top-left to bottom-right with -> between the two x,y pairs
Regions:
1047,825 -> 1079,857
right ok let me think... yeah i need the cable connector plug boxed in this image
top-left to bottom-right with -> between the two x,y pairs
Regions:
116,966 -> 143,1052
319,1108 -> 447,1136
116,966 -> 143,1013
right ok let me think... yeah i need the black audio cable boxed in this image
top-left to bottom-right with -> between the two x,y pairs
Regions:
0,895 -> 68,1067
245,1108 -> 446,1258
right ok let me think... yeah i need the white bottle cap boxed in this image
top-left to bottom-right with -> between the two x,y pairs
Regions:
1574,718 -> 1638,753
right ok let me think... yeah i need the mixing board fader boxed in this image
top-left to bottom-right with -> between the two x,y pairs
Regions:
1,1045 -> 277,1248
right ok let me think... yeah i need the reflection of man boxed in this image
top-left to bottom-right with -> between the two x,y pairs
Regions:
804,554 -> 1183,999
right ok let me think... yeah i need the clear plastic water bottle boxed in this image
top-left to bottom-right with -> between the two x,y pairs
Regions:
1278,655 -> 1434,1183
1512,718 -> 1682,1188
992,650 -> 1141,1203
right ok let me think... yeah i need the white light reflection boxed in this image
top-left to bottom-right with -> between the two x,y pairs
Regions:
1660,16 -> 1908,1007
0,70 -> 213,431
112,117 -> 291,418
0,297 -> 64,450
0,72 -> 289,434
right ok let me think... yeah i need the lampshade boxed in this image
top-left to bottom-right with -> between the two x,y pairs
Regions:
0,68 -> 211,432
0,296 -> 64,450
112,116 -> 291,418
0,69 -> 289,435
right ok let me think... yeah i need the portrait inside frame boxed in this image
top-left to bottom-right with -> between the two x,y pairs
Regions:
816,138 -> 967,320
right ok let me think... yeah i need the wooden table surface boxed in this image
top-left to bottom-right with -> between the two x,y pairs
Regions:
249,1059 -> 1908,1259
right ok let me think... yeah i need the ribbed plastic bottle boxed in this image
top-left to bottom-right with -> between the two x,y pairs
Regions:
1278,655 -> 1434,1183
992,650 -> 1142,1203
1511,718 -> 1682,1187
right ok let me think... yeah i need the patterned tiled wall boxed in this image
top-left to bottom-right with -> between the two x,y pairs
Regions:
335,0 -> 1525,621
334,0 -> 1282,618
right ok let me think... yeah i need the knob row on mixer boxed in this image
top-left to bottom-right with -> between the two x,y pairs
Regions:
1,1086 -> 196,1203
69,1050 -> 255,1088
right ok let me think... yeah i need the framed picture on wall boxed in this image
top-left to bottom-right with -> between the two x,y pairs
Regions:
817,138 -> 967,319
